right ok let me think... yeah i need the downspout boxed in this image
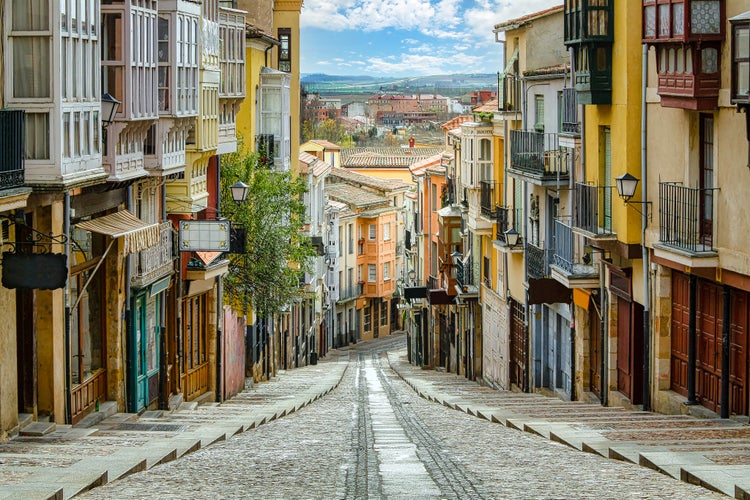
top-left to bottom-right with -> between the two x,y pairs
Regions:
216,155 -> 224,403
641,43 -> 651,411
721,285 -> 730,418
64,192 -> 72,424
125,185 -> 133,412
159,182 -> 168,410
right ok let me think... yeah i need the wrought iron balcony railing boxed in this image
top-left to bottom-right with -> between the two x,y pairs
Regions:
659,182 -> 716,253
525,241 -> 548,280
573,182 -> 614,237
509,130 -> 568,179
552,218 -> 596,278
480,180 -> 501,218
561,88 -> 580,136
496,206 -> 510,243
498,73 -> 521,112
339,284 -> 361,301
0,110 -> 25,191
132,222 -> 175,288
427,275 -> 438,290
456,256 -> 473,289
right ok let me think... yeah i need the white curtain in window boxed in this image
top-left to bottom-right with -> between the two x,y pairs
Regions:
13,37 -> 50,98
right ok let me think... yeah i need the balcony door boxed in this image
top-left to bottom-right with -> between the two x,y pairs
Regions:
699,114 -> 714,246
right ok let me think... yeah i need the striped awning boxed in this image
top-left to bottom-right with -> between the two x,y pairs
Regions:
76,210 -> 160,254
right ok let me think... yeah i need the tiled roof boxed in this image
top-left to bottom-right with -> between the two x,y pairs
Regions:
325,183 -> 390,209
409,153 -> 444,177
298,151 -> 331,177
524,64 -> 569,77
328,166 -> 411,192
473,99 -> 499,113
494,4 -> 563,31
308,139 -> 341,150
341,147 -> 446,168
441,115 -> 473,131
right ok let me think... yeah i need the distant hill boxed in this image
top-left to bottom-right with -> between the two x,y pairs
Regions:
301,73 -> 497,97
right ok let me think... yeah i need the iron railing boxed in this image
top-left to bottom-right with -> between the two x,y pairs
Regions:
496,206 -> 510,243
573,182 -> 614,236
509,130 -> 568,179
525,241 -> 548,280
659,182 -> 716,253
480,181 -> 501,218
456,256 -> 473,288
132,222 -> 174,288
0,110 -> 25,190
561,88 -> 580,136
483,256 -> 491,286
427,275 -> 438,290
553,218 -> 575,274
338,284 -> 361,301
498,73 -> 521,112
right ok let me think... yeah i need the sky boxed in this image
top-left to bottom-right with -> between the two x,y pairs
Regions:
300,0 -> 561,78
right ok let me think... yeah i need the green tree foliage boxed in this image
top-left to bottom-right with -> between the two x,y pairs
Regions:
220,146 -> 316,317
302,118 -> 353,146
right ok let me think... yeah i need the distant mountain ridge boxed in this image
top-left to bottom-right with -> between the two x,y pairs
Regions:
301,73 -> 498,97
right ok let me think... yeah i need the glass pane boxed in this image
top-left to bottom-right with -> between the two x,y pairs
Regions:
673,3 -> 684,36
102,13 -> 123,61
701,47 -> 718,73
659,4 -> 670,37
691,1 -> 720,35
737,26 -> 750,59
25,113 -> 50,160
738,62 -> 750,97
13,0 -> 49,30
147,295 -> 158,373
13,37 -> 50,98
645,6 -> 656,37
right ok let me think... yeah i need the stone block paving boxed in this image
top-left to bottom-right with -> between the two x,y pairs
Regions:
387,350 -> 750,499
0,354 -> 349,500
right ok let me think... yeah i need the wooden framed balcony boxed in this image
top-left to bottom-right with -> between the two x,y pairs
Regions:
509,130 -> 569,185
572,182 -> 616,240
498,73 -> 521,112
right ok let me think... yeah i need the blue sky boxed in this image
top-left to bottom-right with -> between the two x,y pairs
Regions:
300,0 -> 561,77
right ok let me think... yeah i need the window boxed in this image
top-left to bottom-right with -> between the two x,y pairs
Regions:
368,224 -> 376,240
278,28 -> 291,72
534,95 -> 545,131
347,223 -> 353,254
431,184 -> 437,212
368,264 -> 376,282
380,301 -> 388,326
357,264 -> 363,282
158,16 -> 170,112
733,18 -> 750,102
384,262 -> 391,281
383,222 -> 391,241
339,226 -> 343,257
25,113 -> 50,160
364,306 -> 371,332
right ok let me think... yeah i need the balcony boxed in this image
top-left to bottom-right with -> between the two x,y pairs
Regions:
498,73 -> 521,112
0,110 -> 25,192
656,182 -> 717,256
131,222 -> 175,288
550,218 -> 599,288
509,130 -> 568,185
338,284 -> 361,302
560,88 -> 580,137
480,181 -> 501,218
573,182 -> 616,240
525,242 -> 548,280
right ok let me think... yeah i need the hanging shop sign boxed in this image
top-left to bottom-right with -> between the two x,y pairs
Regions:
1,252 -> 68,290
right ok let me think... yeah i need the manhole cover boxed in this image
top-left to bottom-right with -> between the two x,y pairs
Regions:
114,423 -> 190,432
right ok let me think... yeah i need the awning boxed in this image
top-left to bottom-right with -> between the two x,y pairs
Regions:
428,289 -> 454,305
76,210 -> 160,255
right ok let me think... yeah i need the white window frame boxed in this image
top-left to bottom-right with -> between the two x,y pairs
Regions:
368,224 -> 376,240
368,264 -> 376,282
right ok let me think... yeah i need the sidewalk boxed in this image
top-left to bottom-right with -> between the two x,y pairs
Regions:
387,350 -> 750,499
0,354 -> 349,500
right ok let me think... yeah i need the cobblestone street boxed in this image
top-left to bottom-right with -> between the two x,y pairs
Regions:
76,337 -> 723,499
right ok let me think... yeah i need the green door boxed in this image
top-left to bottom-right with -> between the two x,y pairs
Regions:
131,291 -> 160,412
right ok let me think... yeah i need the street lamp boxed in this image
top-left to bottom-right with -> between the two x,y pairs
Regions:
230,181 -> 249,204
101,93 -> 121,126
615,173 -> 639,203
504,227 -> 520,248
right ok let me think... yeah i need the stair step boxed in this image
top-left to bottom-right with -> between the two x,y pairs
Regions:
20,421 -> 56,436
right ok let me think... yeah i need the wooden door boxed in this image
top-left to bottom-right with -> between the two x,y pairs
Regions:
181,293 -> 209,401
697,281 -> 721,412
509,298 -> 527,391
617,298 -> 643,405
671,272 -> 690,396
730,290 -> 749,416
588,299 -> 602,399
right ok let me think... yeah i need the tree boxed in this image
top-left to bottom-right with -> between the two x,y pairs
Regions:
220,145 -> 316,317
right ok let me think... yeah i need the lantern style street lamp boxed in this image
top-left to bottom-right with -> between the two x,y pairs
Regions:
101,93 -> 121,126
615,173 -> 639,202
504,227 -> 520,248
230,181 -> 250,204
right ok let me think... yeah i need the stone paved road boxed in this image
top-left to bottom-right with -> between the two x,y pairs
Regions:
79,337 -> 724,499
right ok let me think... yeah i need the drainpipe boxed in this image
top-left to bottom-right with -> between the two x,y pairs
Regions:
216,156 -> 223,403
641,43 -> 651,411
159,182 -> 168,410
721,285 -> 730,418
125,185 -> 133,412
64,192 -> 72,424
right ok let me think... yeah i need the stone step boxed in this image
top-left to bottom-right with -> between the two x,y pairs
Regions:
20,421 -> 56,436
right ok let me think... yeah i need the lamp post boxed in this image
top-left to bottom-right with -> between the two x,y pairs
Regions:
101,93 -> 121,126
615,172 -> 652,411
230,181 -> 249,204
504,227 -> 520,248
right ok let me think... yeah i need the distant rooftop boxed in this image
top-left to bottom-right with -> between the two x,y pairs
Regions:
341,147 -> 446,169
329,166 -> 410,192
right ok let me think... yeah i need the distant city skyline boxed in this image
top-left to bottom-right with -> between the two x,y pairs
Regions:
300,0 -> 561,78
